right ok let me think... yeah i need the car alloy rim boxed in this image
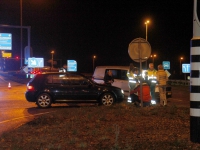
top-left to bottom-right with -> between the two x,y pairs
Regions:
102,94 -> 114,106
38,95 -> 50,107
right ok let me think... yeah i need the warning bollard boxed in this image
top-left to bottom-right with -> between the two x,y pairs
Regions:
8,82 -> 11,89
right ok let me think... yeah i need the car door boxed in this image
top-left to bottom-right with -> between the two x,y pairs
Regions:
69,74 -> 98,100
46,74 -> 73,100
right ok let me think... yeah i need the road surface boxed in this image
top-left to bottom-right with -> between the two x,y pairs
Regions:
0,75 -> 55,136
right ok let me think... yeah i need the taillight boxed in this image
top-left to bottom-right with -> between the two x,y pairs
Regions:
27,85 -> 34,91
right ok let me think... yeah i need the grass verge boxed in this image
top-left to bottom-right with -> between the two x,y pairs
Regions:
0,103 -> 200,150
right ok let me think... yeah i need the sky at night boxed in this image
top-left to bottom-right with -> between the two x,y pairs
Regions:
0,0 -> 195,73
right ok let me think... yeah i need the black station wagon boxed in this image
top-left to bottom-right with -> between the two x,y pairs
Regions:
25,72 -> 124,108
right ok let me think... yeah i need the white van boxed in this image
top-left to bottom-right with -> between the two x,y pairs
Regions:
92,66 -> 172,99
92,66 -> 130,96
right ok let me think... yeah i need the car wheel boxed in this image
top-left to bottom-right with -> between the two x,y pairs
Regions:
36,93 -> 52,108
100,93 -> 115,106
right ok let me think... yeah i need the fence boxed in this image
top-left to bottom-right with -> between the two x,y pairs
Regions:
167,80 -> 190,86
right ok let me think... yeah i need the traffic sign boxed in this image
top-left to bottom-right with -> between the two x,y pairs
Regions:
182,64 -> 190,73
28,57 -> 44,68
0,33 -> 12,50
67,60 -> 77,72
128,38 -> 151,62
2,52 -> 12,58
162,61 -> 170,70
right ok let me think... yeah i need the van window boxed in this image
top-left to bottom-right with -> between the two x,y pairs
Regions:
121,70 -> 128,80
105,69 -> 128,80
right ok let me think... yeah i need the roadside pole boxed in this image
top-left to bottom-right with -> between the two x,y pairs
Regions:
128,38 -> 151,107
190,0 -> 200,143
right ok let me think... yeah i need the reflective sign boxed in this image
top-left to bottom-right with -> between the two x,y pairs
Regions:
67,60 -> 77,72
162,61 -> 170,70
28,58 -> 44,68
182,64 -> 190,73
2,52 -> 12,58
0,33 -> 12,50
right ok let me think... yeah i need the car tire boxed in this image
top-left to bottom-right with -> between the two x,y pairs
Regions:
36,93 -> 52,108
100,92 -> 115,106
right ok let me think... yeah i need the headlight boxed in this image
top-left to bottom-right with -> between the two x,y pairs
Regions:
127,96 -> 132,103
151,100 -> 156,104
121,89 -> 124,94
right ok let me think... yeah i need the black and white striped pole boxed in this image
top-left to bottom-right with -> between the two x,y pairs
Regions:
190,0 -> 200,143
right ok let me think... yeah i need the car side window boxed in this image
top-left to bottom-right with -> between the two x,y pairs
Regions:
46,74 -> 70,85
69,74 -> 88,85
52,75 -> 63,84
46,75 -> 53,83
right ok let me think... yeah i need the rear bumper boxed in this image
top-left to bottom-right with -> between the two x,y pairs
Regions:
25,91 -> 36,102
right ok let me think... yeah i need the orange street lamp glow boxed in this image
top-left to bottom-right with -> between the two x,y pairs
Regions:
145,20 -> 150,41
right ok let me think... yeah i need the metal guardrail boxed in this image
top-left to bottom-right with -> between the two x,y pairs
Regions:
167,80 -> 190,86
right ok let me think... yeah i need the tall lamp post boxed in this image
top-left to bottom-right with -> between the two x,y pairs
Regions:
145,20 -> 150,68
151,54 -> 156,64
51,50 -> 54,69
145,20 -> 150,41
180,57 -> 183,75
20,0 -> 23,67
93,55 -> 96,72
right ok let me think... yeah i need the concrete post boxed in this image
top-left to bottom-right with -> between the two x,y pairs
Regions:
190,0 -> 200,143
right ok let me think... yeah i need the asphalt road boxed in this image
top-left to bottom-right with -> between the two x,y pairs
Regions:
0,75 -> 58,136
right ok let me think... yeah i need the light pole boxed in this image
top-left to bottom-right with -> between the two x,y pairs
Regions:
180,57 -> 183,75
145,20 -> 150,41
151,54 -> 156,64
93,55 -> 96,72
51,50 -> 54,69
145,57 -> 148,69
20,0 -> 23,67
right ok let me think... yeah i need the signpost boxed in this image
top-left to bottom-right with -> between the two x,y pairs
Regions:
128,38 -> 151,107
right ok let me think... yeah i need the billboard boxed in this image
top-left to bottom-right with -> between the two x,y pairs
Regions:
0,33 -> 12,50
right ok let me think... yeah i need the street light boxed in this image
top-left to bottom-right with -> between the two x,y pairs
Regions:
93,55 -> 96,72
145,20 -> 150,41
151,54 -> 156,64
20,0 -> 23,67
180,57 -> 183,75
51,50 -> 54,68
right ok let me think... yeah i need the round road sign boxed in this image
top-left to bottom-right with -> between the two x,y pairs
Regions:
128,38 -> 151,62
